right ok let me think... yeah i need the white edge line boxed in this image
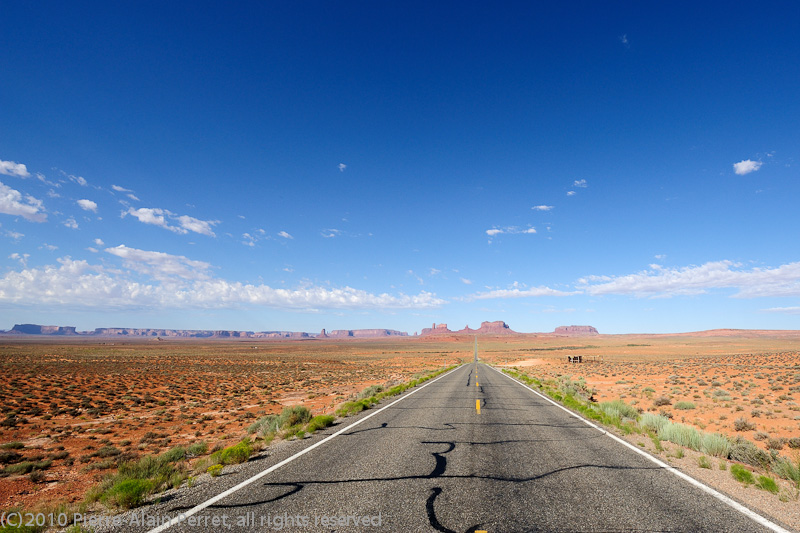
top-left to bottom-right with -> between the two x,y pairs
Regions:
146,365 -> 462,533
489,364 -> 793,533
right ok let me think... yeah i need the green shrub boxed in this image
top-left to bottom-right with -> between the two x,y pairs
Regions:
0,442 -> 24,450
277,406 -> 312,428
700,433 -> 731,458
599,400 -> 639,421
697,456 -> 712,469
211,440 -> 252,465
729,436 -> 771,469
248,414 -> 280,437
734,417 -> 756,432
730,463 -> 755,485
307,415 -> 335,433
160,446 -> 186,463
207,464 -> 223,477
756,475 -> 779,493
639,413 -> 669,433
100,478 -> 155,509
658,422 -> 701,451
357,385 -> 384,399
336,399 -> 372,417
773,456 -> 800,488
674,401 -> 695,410
187,441 -> 208,457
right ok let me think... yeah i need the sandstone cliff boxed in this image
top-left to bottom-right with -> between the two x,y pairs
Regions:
553,325 -> 599,336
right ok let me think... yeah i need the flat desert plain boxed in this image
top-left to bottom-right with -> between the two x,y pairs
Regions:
1,331 -> 799,513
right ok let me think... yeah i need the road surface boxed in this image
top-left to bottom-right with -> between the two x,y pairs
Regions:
110,363 -> 789,532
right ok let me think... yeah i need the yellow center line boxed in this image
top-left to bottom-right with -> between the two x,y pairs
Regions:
476,399 -> 480,414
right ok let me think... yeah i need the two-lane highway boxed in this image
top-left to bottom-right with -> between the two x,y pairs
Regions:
126,363 -> 788,532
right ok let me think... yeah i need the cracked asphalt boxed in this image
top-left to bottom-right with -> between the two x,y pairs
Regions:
105,363 -> 788,533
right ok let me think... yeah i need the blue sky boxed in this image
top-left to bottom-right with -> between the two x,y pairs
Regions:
1,2 -> 799,334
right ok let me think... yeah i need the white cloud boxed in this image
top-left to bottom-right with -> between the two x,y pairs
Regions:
0,159 -> 31,178
0,181 -> 47,222
532,205 -> 554,211
176,215 -> 217,237
94,238 -> 104,246
77,199 -> 98,212
106,245 -> 212,281
9,253 -> 30,267
322,228 -> 341,238
460,278 -> 473,285
338,163 -> 347,172
123,207 -> 217,237
573,179 -> 588,188
486,226 -> 536,238
40,243 -> 57,251
5,230 -> 24,240
567,191 -> 576,196
578,260 -> 800,298
127,193 -> 140,201
733,159 -> 762,175
465,285 -> 577,300
0,255 -> 445,310
70,175 -> 88,186
112,185 -> 132,192
278,231 -> 293,239
63,217 -> 78,229
761,306 -> 800,315
620,34 -> 629,46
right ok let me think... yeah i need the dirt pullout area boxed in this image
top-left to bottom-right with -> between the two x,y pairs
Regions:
0,337 -> 468,510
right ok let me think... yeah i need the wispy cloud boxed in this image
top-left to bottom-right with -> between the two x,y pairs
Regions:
733,159 -> 762,175
77,199 -> 98,212
0,255 -> 445,310
485,226 -> 536,241
761,306 -> 800,315
123,207 -> 218,237
0,159 -> 31,178
464,284 -> 577,301
578,260 -> 800,298
277,231 -> 293,239
566,191 -> 576,196
338,163 -> 347,172
111,185 -> 132,193
105,245 -> 212,281
63,217 -> 78,229
573,179 -> 588,188
0,181 -> 47,222
321,228 -> 341,238
531,205 -> 554,211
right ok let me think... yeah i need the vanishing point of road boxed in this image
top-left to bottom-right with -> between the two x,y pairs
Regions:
117,363 -> 791,533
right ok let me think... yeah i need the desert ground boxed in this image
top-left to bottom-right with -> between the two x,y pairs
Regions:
1,332 -> 799,514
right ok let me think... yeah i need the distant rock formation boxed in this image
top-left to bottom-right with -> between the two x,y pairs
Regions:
10,324 -> 77,335
553,325 -> 599,336
326,329 -> 408,338
4,324 -> 402,339
420,323 -> 452,336
421,321 -> 516,335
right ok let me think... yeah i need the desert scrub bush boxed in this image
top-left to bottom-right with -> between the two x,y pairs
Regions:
658,422 -> 701,451
248,414 -> 280,437
336,398 -> 374,417
674,401 -> 695,410
211,440 -> 252,465
730,463 -> 755,485
357,385 -> 384,399
756,475 -> 780,493
773,456 -> 800,488
638,413 -> 669,433
733,417 -> 756,432
788,437 -> 800,449
599,400 -> 639,421
187,441 -> 208,457
767,437 -> 786,451
306,415 -> 335,433
729,436 -> 772,470
697,456 -> 712,469
86,448 -> 188,509
100,478 -> 155,509
0,441 -> 24,449
653,396 -> 671,407
277,406 -> 312,428
207,464 -> 223,477
700,433 -> 731,458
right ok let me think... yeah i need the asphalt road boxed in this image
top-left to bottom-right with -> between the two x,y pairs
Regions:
108,363 -> 790,533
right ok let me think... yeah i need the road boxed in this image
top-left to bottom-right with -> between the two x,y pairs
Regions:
112,363 -> 789,532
